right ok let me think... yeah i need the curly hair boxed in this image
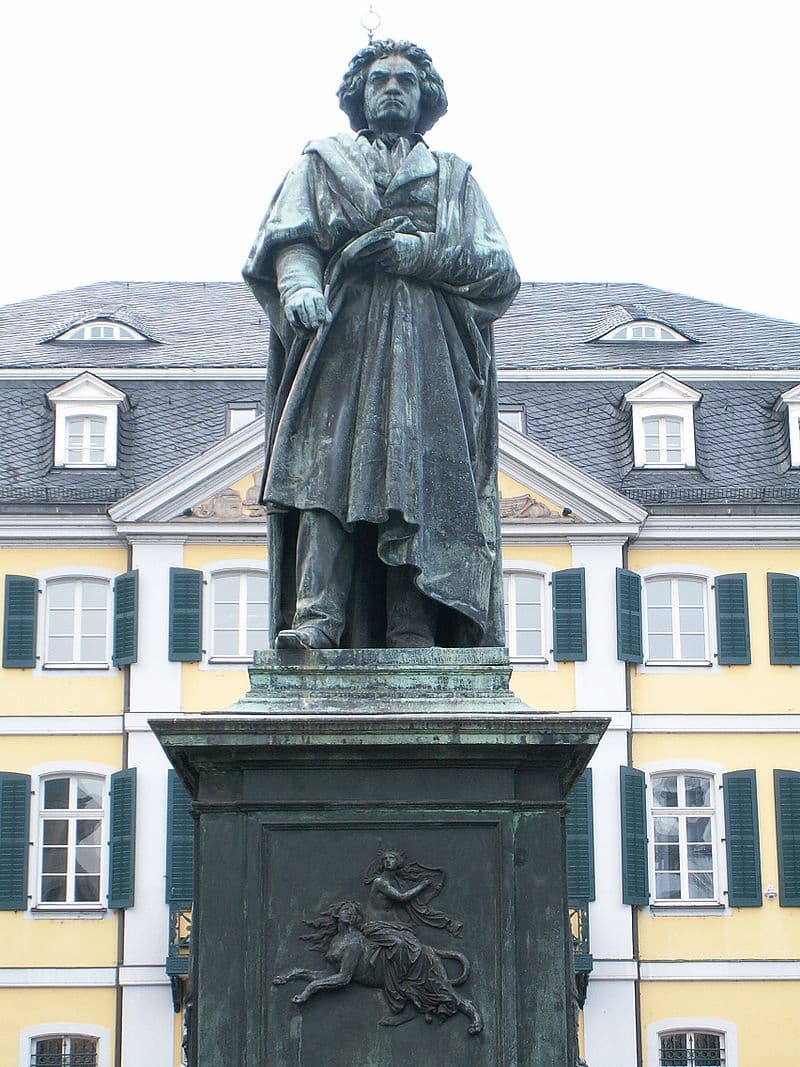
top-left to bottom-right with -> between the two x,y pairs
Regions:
337,39 -> 448,135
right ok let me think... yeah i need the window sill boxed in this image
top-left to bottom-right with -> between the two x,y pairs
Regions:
206,656 -> 254,665
55,462 -> 118,469
42,662 -> 110,671
509,656 -> 549,666
637,462 -> 692,470
644,659 -> 713,668
30,905 -> 108,919
648,902 -> 729,916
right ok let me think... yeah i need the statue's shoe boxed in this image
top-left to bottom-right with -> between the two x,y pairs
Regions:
274,627 -> 335,650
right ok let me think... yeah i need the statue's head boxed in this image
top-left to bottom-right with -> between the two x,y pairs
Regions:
338,39 -> 448,135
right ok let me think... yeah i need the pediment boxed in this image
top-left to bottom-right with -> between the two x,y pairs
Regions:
46,371 -> 128,408
110,415 -> 645,530
623,372 -> 701,406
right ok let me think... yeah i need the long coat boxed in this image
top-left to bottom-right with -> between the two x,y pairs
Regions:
243,133 -> 520,647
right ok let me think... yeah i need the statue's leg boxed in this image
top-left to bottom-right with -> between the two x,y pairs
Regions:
273,968 -> 328,985
386,565 -> 438,648
278,510 -> 353,648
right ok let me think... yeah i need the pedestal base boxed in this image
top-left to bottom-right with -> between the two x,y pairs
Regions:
152,649 -> 606,1067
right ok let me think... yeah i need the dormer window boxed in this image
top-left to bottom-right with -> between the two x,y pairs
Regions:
601,320 -> 686,342
46,373 -> 128,469
776,384 -> 800,467
56,319 -> 147,342
624,373 -> 701,469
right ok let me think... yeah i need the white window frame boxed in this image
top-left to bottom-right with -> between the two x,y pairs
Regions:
641,760 -> 729,914
642,414 -> 685,466
776,386 -> 800,466
57,319 -> 146,342
201,561 -> 269,667
647,1017 -> 737,1067
43,576 -> 112,670
28,761 -> 114,914
601,320 -> 686,342
19,1025 -> 110,1067
47,374 -> 127,468
498,406 -> 525,432
643,573 -> 712,667
226,403 -> 261,434
64,414 -> 108,466
502,562 -> 556,669
32,566 -> 118,676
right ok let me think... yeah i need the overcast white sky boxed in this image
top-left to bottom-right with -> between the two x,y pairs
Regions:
3,0 -> 800,322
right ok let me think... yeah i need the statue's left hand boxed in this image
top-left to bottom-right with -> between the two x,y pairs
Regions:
376,233 -> 423,276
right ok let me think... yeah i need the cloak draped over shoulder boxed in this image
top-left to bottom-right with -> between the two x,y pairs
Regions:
243,133 -> 520,647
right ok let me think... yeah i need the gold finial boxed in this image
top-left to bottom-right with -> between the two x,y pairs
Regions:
360,4 -> 381,42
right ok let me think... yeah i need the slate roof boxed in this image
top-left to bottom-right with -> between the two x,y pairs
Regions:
495,282 -> 800,371
0,281 -> 268,369
2,280 -> 800,510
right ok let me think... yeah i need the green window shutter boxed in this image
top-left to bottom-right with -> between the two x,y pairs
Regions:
774,769 -> 800,907
166,770 -> 195,906
620,766 -> 649,906
3,575 -> 38,669
552,568 -> 587,662
715,573 -> 751,665
722,770 -> 762,907
0,772 -> 31,910
168,568 -> 203,662
113,570 -> 139,667
566,769 -> 595,905
767,573 -> 800,665
616,568 -> 643,663
108,768 -> 136,909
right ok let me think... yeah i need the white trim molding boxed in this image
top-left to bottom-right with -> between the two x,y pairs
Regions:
646,1016 -> 738,1067
19,1022 -> 112,1067
641,960 -> 800,979
5,968 -> 116,987
0,716 -> 123,735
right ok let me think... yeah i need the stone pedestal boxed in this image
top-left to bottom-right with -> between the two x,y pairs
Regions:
152,649 -> 606,1067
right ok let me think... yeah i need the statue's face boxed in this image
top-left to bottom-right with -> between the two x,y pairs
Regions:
382,851 -> 400,870
336,902 -> 358,924
363,54 -> 422,135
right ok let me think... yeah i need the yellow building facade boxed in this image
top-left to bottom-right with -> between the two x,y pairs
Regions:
2,281 -> 800,1067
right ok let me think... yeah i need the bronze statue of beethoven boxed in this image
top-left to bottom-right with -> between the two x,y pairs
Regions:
244,40 -> 519,650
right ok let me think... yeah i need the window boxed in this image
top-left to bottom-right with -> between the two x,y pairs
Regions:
210,571 -> 268,660
504,572 -> 545,659
45,579 -> 110,667
38,775 -> 105,906
602,320 -> 686,342
498,406 -> 525,432
659,1031 -> 725,1066
65,416 -> 106,466
643,415 -> 683,465
645,577 -> 709,663
57,319 -> 145,342
32,1035 -> 98,1066
650,773 -> 718,902
226,403 -> 261,433
47,373 -> 127,468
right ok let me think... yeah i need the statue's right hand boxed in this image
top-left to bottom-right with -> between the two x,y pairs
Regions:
283,288 -> 332,331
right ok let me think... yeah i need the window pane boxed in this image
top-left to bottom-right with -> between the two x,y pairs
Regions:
214,603 -> 239,629
43,820 -> 68,844
48,608 -> 74,637
48,583 -> 74,609
678,580 -> 704,606
76,845 -> 101,874
81,582 -> 106,608
42,846 -> 68,873
679,607 -> 705,634
648,634 -> 674,659
247,573 -> 268,600
516,630 -> 542,657
655,872 -> 681,899
75,875 -> 101,902
660,1033 -> 688,1066
41,874 -> 67,902
680,632 -> 706,660
214,574 -> 239,601
246,601 -> 268,628
686,816 -> 711,843
246,627 -> 268,656
688,871 -> 715,899
648,607 -> 673,633
652,775 -> 678,807
214,630 -> 239,657
80,636 -> 107,662
43,778 -> 70,809
687,843 -> 713,871
655,844 -> 680,871
82,608 -> 107,637
654,816 -> 679,842
77,819 -> 102,845
517,604 -> 541,629
684,776 -> 711,807
76,779 -> 102,809
515,575 -> 541,604
647,579 -> 671,606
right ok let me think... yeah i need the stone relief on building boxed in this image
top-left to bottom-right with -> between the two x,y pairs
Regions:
273,848 -> 483,1035
499,493 -> 574,521
190,476 -> 267,519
